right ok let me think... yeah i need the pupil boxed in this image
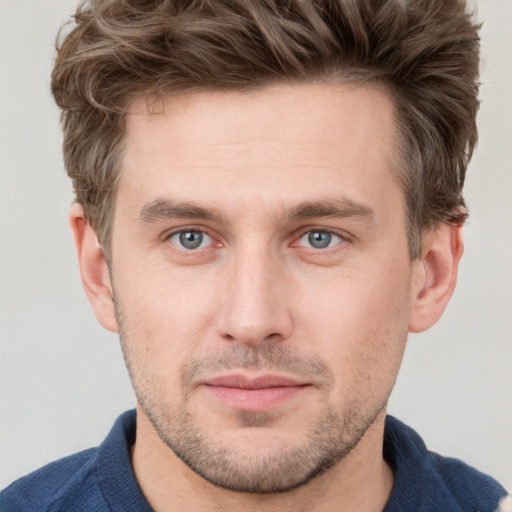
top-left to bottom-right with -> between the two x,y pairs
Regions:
180,231 -> 202,249
308,231 -> 331,249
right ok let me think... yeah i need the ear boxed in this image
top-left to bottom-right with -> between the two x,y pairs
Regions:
69,203 -> 119,333
409,223 -> 463,333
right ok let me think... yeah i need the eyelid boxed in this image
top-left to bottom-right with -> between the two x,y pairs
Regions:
162,224 -> 211,239
290,227 -> 350,250
160,224 -> 350,252
163,225 -> 221,250
170,230 -> 212,250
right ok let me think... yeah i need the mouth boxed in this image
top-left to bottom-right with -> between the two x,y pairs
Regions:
201,374 -> 312,412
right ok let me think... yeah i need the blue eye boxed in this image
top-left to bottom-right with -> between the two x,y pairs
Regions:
299,230 -> 342,249
169,230 -> 212,250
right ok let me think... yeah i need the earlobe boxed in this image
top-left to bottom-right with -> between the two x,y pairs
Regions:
409,223 -> 464,333
69,203 -> 119,333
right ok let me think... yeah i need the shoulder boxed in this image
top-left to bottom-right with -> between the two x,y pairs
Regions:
429,452 -> 510,512
0,410 -> 148,512
384,416 -> 510,512
0,448 -> 103,512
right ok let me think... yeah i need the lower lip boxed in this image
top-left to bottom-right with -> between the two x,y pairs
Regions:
204,385 -> 309,411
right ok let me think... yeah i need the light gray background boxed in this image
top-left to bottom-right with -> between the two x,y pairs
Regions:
1,0 -> 511,491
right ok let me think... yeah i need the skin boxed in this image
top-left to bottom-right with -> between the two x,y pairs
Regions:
70,82 -> 463,512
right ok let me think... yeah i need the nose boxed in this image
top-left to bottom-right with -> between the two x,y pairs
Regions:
215,246 -> 293,346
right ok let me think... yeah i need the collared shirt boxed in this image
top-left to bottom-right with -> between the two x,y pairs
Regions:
1,410 -> 508,511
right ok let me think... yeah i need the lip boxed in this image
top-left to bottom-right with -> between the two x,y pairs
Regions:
201,374 -> 311,411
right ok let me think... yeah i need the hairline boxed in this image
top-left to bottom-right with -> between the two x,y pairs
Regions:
95,76 -> 422,262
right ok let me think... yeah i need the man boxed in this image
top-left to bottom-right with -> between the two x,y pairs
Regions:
1,0 -> 510,510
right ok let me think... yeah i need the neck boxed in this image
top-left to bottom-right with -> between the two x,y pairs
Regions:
131,407 -> 394,512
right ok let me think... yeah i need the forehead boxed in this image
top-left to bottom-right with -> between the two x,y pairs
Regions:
125,82 -> 396,156
120,82 -> 401,220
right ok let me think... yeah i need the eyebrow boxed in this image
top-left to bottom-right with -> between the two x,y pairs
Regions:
138,199 -> 224,224
287,198 -> 375,222
137,197 -> 375,225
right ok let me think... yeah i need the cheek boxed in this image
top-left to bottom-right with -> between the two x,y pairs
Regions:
294,263 -> 411,386
126,300 -> 213,370
113,263 -> 222,384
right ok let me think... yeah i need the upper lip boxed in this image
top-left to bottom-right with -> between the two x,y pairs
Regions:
202,374 -> 309,389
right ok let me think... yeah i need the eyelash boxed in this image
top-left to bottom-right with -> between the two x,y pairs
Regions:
164,227 -> 348,253
296,230 -> 344,250
165,228 -> 217,251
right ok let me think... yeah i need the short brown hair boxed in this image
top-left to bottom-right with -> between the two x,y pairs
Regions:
52,0 -> 480,259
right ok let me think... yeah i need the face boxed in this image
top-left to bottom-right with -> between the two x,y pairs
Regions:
111,83 -> 415,493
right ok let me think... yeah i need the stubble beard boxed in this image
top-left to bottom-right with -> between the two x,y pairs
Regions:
140,393 -> 387,494
118,334 -> 392,494
113,286 -> 408,494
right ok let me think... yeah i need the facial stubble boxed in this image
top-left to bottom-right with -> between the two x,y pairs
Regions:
115,292 -> 403,494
